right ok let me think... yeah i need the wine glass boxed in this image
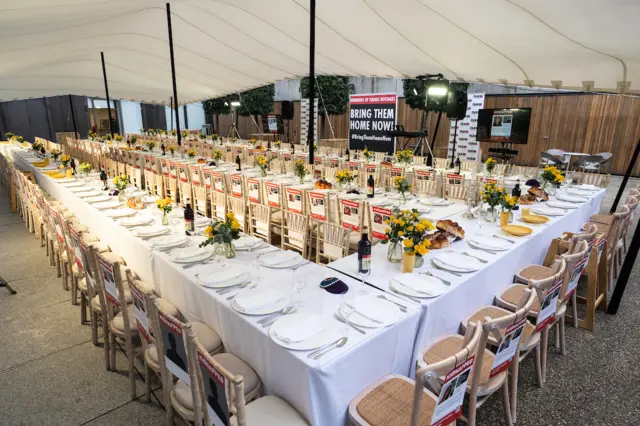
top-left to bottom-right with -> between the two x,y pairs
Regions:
357,269 -> 371,296
476,207 -> 486,233
292,278 -> 307,307
339,294 -> 355,335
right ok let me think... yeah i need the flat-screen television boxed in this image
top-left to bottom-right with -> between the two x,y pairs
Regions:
476,108 -> 531,144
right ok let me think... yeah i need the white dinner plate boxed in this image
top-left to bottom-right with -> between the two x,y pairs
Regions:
56,178 -> 77,183
196,265 -> 249,288
133,226 -> 170,238
141,195 -> 157,203
85,195 -> 112,203
547,200 -> 578,210
118,216 -> 154,227
432,253 -> 483,273
234,236 -> 264,251
150,235 -> 189,249
60,181 -> 85,187
270,313 -> 340,351
532,207 -> 566,216
554,194 -> 588,203
76,191 -> 102,198
104,208 -> 137,218
338,294 -> 403,328
421,198 -> 451,206
467,235 -> 511,251
389,274 -> 448,298
93,200 -> 122,210
171,246 -> 214,264
576,184 -> 599,191
68,186 -> 93,193
230,288 -> 290,315
566,188 -> 593,197
257,251 -> 304,268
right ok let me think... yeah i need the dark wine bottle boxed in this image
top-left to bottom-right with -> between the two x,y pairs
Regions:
367,174 -> 375,198
345,148 -> 350,161
358,232 -> 372,274
184,198 -> 195,236
235,155 -> 241,171
454,157 -> 461,174
512,180 -> 521,210
161,144 -> 166,155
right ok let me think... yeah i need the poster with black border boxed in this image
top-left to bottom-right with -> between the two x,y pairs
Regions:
198,352 -> 231,426
348,93 -> 397,154
158,311 -> 189,384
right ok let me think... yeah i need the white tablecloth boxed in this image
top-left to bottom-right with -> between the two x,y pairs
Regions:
3,145 -> 421,426
329,190 -> 605,360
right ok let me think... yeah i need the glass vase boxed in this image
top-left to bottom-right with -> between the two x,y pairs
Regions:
386,241 -> 402,263
118,192 -> 126,202
260,169 -> 267,178
223,242 -> 236,259
337,182 -> 343,192
162,211 -> 169,226
414,254 -> 424,268
485,206 -> 499,222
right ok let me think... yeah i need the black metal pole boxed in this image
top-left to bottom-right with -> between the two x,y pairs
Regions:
183,105 -> 189,129
100,52 -> 114,138
430,111 -> 442,161
449,119 -> 458,168
610,138 -> 640,214
68,95 -> 78,139
308,0 -> 316,165
607,220 -> 640,314
166,3 -> 182,146
170,96 -> 174,130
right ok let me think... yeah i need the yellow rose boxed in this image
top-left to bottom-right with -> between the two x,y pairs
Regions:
204,226 -> 214,238
227,212 -> 235,220
397,231 -> 404,237
385,228 -> 390,233
416,224 -> 425,232
403,239 -> 413,248
384,219 -> 390,225
407,226 -> 414,232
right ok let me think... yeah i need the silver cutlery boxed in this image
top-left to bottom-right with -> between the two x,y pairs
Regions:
257,306 -> 293,324
182,258 -> 212,269
313,337 -> 348,360
376,294 -> 407,312
390,287 -> 421,303
308,337 -> 345,358
262,308 -> 296,327
493,234 -> 515,244
421,270 -> 451,286
462,251 -> 488,264
214,282 -> 246,294
432,261 -> 462,277
333,313 -> 366,334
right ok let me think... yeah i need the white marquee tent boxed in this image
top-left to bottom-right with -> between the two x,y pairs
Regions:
0,0 -> 638,104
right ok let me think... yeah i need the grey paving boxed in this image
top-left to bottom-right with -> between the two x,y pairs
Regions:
0,178 -> 639,426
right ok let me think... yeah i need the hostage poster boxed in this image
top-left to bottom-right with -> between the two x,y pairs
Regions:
348,93 -> 397,154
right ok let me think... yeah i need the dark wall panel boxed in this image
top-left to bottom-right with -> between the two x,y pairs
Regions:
141,103 -> 167,130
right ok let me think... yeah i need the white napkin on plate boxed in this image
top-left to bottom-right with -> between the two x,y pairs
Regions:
136,226 -> 165,236
273,314 -> 327,343
259,250 -> 300,266
200,266 -> 246,286
347,295 -> 396,324
471,235 -> 509,249
174,247 -> 204,261
436,253 -> 478,270
235,236 -> 260,249
392,274 -> 442,295
234,287 -> 286,312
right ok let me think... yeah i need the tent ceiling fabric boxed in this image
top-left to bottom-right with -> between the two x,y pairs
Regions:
0,0 -> 638,104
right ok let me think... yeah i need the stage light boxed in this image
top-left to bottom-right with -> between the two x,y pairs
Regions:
231,101 -> 241,107
427,83 -> 448,97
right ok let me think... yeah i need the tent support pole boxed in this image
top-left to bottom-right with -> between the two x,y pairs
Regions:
100,52 -> 114,138
166,2 -> 181,146
170,96 -> 174,130
308,0 -> 316,165
609,138 -> 640,214
68,95 -> 78,139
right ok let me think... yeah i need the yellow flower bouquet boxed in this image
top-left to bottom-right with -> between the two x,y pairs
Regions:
393,176 -> 411,203
485,157 -> 497,175
380,208 -> 435,264
395,150 -> 413,165
187,149 -> 197,159
335,169 -> 354,190
213,150 -> 223,161
200,212 -> 242,258
541,166 -> 565,189
60,154 -> 71,168
256,155 -> 272,176
167,145 -> 176,155
145,141 -> 156,152
294,159 -> 308,183
363,146 -> 373,161
156,197 -> 173,225
79,162 -> 91,175
113,174 -> 129,191
501,194 -> 518,212
50,148 -> 61,162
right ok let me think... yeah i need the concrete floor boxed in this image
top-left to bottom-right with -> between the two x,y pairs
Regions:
0,177 -> 638,426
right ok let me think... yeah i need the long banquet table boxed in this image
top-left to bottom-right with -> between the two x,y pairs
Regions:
329,188 -> 605,359
2,144 -> 421,426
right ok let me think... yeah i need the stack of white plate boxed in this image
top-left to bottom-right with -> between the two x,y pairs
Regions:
57,178 -> 77,183
105,208 -> 137,219
390,273 -> 448,298
171,246 -> 214,264
566,188 -> 593,197
234,236 -> 264,251
270,312 -> 340,350
61,181 -> 85,188
555,193 -> 588,204
257,250 -> 305,268
575,184 -> 599,191
150,235 -> 189,250
467,235 -> 511,251
231,286 -> 290,315
196,264 -> 249,289
432,253 -> 483,273
76,191 -> 102,198
133,225 -> 170,238
69,186 -> 93,193
547,200 -> 579,209
421,198 -> 451,207
93,200 -> 122,210
118,216 -> 154,227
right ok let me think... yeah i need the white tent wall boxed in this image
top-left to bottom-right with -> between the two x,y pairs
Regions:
0,0 -> 637,104
185,103 -> 206,132
120,101 -> 143,135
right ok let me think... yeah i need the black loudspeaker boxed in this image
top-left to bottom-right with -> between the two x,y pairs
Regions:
446,90 -> 467,120
281,101 -> 294,120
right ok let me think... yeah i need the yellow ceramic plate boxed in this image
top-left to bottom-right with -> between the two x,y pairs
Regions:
521,214 -> 549,224
51,173 -> 67,179
501,224 -> 533,237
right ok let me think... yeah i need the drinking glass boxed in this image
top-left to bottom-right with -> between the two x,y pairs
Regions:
339,294 -> 355,335
293,278 -> 307,307
358,269 -> 371,296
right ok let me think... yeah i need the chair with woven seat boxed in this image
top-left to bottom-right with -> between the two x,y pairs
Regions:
587,205 -> 630,290
211,191 -> 227,221
459,289 -> 536,423
349,323 -> 482,426
149,295 -> 260,426
337,196 -> 366,253
184,327 -> 308,426
496,258 -> 567,384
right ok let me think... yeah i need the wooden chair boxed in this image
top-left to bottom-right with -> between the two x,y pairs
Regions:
179,181 -> 193,208
587,205 -> 630,290
443,183 -> 469,200
414,179 -> 439,197
434,157 -> 448,169
248,202 -> 274,244
336,196 -> 366,252
164,176 -> 178,203
575,171 -> 609,187
193,185 -> 209,217
227,195 -> 248,233
315,222 -> 350,264
459,289 -> 536,423
349,323 -> 481,426
185,327 -> 307,426
495,258 -> 567,385
211,191 -> 227,221
281,211 -> 309,258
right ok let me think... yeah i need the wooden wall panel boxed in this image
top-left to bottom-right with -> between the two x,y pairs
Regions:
204,94 -> 640,176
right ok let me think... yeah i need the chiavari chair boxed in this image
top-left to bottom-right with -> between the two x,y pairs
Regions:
315,222 -> 350,264
227,195 -> 248,233
248,202 -> 274,244
336,195 -> 367,253
281,211 -> 309,258
443,183 -> 469,200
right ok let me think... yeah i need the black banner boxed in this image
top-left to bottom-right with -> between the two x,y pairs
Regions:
348,93 -> 397,154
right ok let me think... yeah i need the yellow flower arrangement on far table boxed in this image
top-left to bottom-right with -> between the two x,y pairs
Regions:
60,154 -> 71,168
187,149 -> 196,159
256,155 -> 272,176
335,169 -> 354,190
395,150 -> 413,165
156,197 -> 173,225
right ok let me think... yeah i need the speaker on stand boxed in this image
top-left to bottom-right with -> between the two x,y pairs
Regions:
446,90 -> 468,167
281,101 -> 294,144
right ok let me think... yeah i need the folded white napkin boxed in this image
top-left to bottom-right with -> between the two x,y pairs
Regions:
200,266 -> 246,286
174,247 -> 204,260
347,295 -> 396,324
577,184 -> 598,191
234,287 -> 286,312
471,235 -> 509,249
259,250 -> 300,266
137,226 -> 165,236
430,198 -> 449,206
392,274 -> 441,295
436,253 -> 478,270
273,314 -> 326,343
151,235 -> 186,247
235,236 -> 261,249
